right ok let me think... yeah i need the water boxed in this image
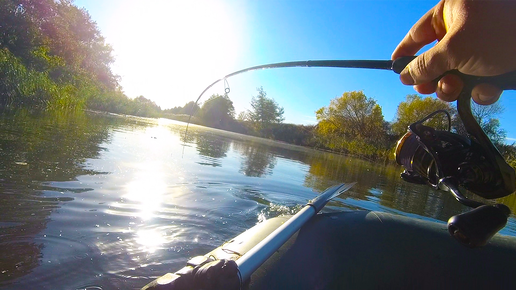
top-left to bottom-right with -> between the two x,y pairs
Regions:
1,110 -> 515,290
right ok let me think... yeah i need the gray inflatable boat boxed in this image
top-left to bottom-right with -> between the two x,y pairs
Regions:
143,210 -> 516,290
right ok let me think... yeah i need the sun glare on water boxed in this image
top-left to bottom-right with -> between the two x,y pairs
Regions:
105,0 -> 244,109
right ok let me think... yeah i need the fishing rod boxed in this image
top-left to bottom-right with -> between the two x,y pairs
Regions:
183,56 -> 416,136
192,57 -> 412,105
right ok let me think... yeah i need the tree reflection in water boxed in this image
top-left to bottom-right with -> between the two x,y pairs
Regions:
233,142 -> 277,177
195,134 -> 231,167
302,151 -> 482,221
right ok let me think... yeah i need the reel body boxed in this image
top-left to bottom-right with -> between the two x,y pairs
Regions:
395,117 -> 511,199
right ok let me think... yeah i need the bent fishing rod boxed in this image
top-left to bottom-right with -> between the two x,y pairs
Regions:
183,56 -> 416,134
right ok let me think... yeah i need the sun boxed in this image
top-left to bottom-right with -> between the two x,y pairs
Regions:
103,0 -> 244,109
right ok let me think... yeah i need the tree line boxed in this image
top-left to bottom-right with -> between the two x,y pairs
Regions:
0,0 -> 161,116
315,91 -> 511,161
166,87 -> 514,168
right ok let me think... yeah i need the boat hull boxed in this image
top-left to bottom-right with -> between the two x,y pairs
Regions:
146,211 -> 516,289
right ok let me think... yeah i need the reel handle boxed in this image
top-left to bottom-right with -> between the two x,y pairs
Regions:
448,204 -> 510,248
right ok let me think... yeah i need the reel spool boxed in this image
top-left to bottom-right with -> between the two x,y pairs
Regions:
395,93 -> 515,247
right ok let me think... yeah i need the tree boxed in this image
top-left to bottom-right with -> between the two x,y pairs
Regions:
471,102 -> 506,145
180,101 -> 200,115
315,91 -> 387,157
237,111 -> 249,121
271,124 -> 315,146
199,94 -> 235,128
162,101 -> 200,115
452,101 -> 507,146
131,96 -> 161,117
499,144 -> 516,170
0,0 -> 119,111
248,87 -> 284,135
391,94 -> 454,137
163,106 -> 182,114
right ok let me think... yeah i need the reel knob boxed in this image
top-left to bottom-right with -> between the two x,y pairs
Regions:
447,204 -> 510,248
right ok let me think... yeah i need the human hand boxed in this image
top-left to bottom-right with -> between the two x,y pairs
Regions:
392,0 -> 516,105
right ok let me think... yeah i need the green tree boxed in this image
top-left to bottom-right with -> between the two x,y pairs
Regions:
248,87 -> 284,136
237,111 -> 249,121
315,91 -> 387,158
181,101 -> 200,115
271,123 -> 315,146
199,94 -> 235,128
0,0 -> 121,111
131,96 -> 161,117
391,95 -> 454,137
162,102 -> 200,116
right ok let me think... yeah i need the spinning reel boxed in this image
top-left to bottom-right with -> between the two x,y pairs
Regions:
395,87 -> 516,247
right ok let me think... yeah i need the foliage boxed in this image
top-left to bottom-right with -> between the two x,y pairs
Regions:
315,91 -> 388,159
163,101 -> 200,115
132,96 -> 161,117
199,94 -> 234,128
181,101 -> 200,115
237,111 -> 249,121
0,47 -> 83,110
499,144 -> 516,170
391,95 -> 454,137
271,123 -> 316,146
248,87 -> 284,136
0,0 -> 159,117
161,101 -> 201,123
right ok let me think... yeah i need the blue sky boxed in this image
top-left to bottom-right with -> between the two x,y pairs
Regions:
74,0 -> 516,140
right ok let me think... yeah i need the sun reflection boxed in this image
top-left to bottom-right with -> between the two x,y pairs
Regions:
124,168 -> 167,220
135,229 -> 166,253
100,122 -> 192,258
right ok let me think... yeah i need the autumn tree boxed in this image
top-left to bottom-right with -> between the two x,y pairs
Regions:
315,91 -> 387,158
248,87 -> 284,136
391,95 -> 454,137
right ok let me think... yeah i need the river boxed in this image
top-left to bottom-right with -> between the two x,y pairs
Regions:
1,110 -> 515,289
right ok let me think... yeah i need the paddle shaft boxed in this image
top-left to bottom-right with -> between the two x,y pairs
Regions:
236,205 -> 315,282
236,183 -> 355,285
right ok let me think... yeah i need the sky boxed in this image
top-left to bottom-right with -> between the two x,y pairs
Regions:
73,0 -> 516,141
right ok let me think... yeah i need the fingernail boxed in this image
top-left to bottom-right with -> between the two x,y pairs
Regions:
440,81 -> 454,94
478,94 -> 493,104
400,67 -> 414,85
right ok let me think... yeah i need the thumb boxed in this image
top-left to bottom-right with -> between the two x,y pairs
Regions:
400,41 -> 452,85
